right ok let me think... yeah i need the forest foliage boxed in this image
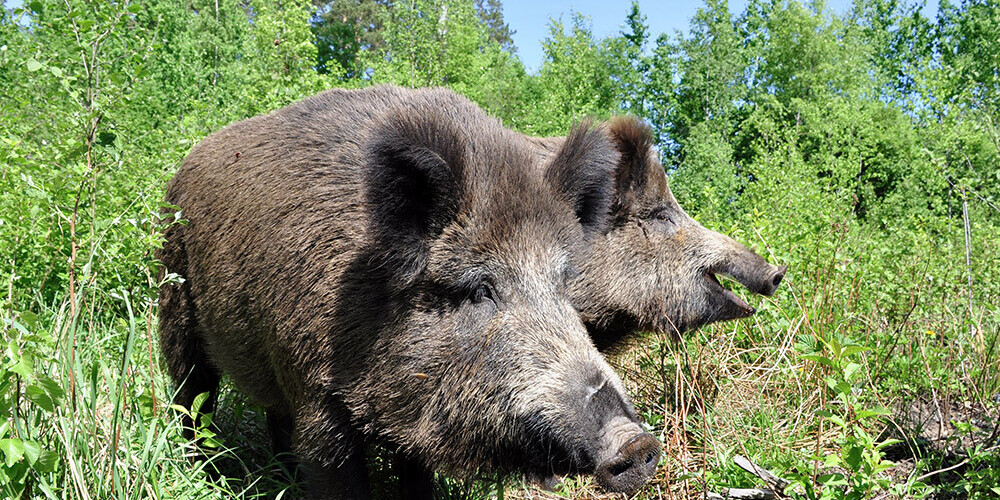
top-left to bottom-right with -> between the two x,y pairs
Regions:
0,0 -> 998,498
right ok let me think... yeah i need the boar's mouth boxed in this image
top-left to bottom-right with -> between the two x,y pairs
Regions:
701,263 -> 786,325
703,269 -> 757,322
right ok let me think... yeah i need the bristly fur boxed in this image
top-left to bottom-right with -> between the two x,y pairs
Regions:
605,116 -> 657,224
543,119 -> 619,235
529,115 -> 786,353
365,109 -> 468,283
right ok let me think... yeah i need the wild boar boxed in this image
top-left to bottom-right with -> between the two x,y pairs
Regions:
528,116 -> 786,351
157,86 -> 661,499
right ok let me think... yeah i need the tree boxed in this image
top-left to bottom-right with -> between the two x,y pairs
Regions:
241,0 -> 327,112
312,0 -> 389,77
647,0 -> 751,215
475,0 -> 516,53
519,13 -> 620,136
918,0 -> 1000,215
609,2 -> 650,117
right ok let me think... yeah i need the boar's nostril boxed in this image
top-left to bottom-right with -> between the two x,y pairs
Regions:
757,264 -> 787,296
608,459 -> 632,477
595,432 -> 661,494
771,265 -> 788,289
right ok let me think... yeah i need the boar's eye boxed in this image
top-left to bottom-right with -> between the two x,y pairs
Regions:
650,206 -> 672,223
471,281 -> 498,307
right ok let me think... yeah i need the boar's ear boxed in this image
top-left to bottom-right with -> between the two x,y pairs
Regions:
606,116 -> 657,217
544,119 -> 619,235
365,111 -> 466,279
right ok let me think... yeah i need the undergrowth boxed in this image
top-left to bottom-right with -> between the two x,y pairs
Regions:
3,0 -> 1000,498
2,195 -> 997,499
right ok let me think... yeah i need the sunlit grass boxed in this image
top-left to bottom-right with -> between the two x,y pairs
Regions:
3,215 -> 998,499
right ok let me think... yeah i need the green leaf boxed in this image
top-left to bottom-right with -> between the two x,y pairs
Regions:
857,407 -> 891,420
192,392 -> 210,414
840,345 -> 870,357
169,404 -> 191,418
49,66 -> 63,77
25,385 -> 54,412
843,362 -> 861,380
127,3 -> 142,13
817,409 -> 846,428
818,472 -> 846,485
35,450 -> 58,473
843,445 -> 863,471
10,356 -> 33,379
37,375 -> 65,402
199,412 -> 214,429
26,59 -> 42,72
17,311 -> 38,329
28,1 -> 42,13
875,438 -> 902,450
21,440 -> 41,465
824,376 -> 847,394
0,438 -> 25,467
802,354 -> 834,367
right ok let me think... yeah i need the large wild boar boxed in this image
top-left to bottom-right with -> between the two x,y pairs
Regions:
157,86 -> 661,499
529,117 -> 786,351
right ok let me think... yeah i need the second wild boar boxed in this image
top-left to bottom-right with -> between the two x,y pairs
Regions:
529,116 -> 786,351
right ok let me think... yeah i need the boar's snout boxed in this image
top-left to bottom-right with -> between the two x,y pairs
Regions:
701,234 -> 787,324
714,247 -> 786,297
594,424 -> 661,494
586,376 -> 660,493
530,359 -> 660,493
766,264 -> 787,295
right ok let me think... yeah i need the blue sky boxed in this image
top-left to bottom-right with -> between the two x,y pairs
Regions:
502,0 -> 934,73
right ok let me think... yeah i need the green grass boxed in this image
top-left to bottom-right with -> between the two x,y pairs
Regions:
601,224 -> 1000,500
2,293 -> 312,499
3,221 -> 997,499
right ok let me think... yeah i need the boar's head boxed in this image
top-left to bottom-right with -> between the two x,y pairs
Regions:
353,106 -> 660,494
536,117 -> 786,351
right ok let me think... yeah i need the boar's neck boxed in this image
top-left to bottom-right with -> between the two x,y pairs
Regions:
585,312 -> 643,353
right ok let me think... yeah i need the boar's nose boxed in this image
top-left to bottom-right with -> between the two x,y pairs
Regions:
763,264 -> 787,296
595,432 -> 661,494
727,257 -> 786,297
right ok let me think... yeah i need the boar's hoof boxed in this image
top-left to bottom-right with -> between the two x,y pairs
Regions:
595,432 -> 661,494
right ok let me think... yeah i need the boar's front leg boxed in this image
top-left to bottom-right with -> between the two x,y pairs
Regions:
300,448 -> 370,500
266,409 -> 297,476
295,400 -> 372,500
394,452 -> 434,500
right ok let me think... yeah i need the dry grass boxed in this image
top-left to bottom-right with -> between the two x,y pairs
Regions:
507,267 -> 1000,499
